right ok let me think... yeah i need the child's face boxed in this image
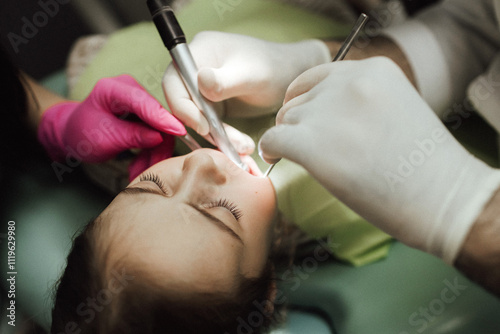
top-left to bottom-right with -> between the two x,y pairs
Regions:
99,149 -> 277,293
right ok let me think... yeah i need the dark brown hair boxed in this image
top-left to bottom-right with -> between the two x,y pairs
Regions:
0,45 -> 28,138
51,212 -> 307,334
0,44 -> 46,169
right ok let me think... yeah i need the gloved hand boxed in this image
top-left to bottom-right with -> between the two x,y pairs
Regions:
128,134 -> 177,181
38,74 -> 186,170
163,31 -> 331,138
259,57 -> 500,264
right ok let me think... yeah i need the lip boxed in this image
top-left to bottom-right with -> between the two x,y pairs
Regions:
241,155 -> 263,177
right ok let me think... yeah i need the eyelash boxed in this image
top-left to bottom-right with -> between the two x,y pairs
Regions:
140,173 -> 168,194
140,173 -> 242,221
205,199 -> 243,221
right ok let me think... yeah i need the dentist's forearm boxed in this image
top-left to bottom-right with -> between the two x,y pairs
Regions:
455,187 -> 500,297
323,36 -> 417,88
23,74 -> 66,130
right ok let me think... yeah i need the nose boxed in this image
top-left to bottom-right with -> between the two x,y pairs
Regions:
178,152 -> 227,200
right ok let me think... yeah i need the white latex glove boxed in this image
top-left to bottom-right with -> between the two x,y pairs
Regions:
163,31 -> 331,138
259,57 -> 500,264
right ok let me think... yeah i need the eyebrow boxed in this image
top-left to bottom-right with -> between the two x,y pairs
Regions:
120,187 -> 243,244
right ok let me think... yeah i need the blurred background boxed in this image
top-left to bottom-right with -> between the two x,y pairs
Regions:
0,0 -> 438,80
0,0 -> 153,80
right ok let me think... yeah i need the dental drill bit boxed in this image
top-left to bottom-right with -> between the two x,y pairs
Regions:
262,13 -> 369,178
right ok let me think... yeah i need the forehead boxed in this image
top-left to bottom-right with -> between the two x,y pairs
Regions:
97,193 -> 244,291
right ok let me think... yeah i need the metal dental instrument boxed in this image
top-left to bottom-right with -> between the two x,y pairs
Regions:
179,133 -> 202,151
262,13 -> 369,178
333,13 -> 369,62
147,0 -> 247,170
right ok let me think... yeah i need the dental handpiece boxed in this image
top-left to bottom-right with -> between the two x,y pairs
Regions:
147,0 -> 246,170
262,13 -> 369,177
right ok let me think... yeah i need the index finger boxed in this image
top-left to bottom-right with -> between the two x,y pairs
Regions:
284,64 -> 331,105
102,75 -> 187,136
162,65 -> 210,136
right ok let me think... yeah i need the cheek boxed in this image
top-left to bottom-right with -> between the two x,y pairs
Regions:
257,179 -> 277,219
237,179 -> 277,230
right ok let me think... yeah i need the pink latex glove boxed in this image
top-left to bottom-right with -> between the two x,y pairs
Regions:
38,75 -> 186,176
127,134 -> 177,181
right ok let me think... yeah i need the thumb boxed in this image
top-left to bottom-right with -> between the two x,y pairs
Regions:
259,124 -> 301,164
223,123 -> 255,155
199,122 -> 255,155
163,65 -> 210,136
198,65 -> 256,103
128,135 -> 176,182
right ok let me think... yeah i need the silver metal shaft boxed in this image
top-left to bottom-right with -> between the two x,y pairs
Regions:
333,13 -> 369,62
179,133 -> 202,151
263,13 -> 369,178
169,44 -> 246,170
263,162 -> 276,178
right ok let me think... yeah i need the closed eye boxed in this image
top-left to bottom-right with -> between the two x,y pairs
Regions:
204,199 -> 242,221
117,187 -> 243,244
140,173 -> 169,195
